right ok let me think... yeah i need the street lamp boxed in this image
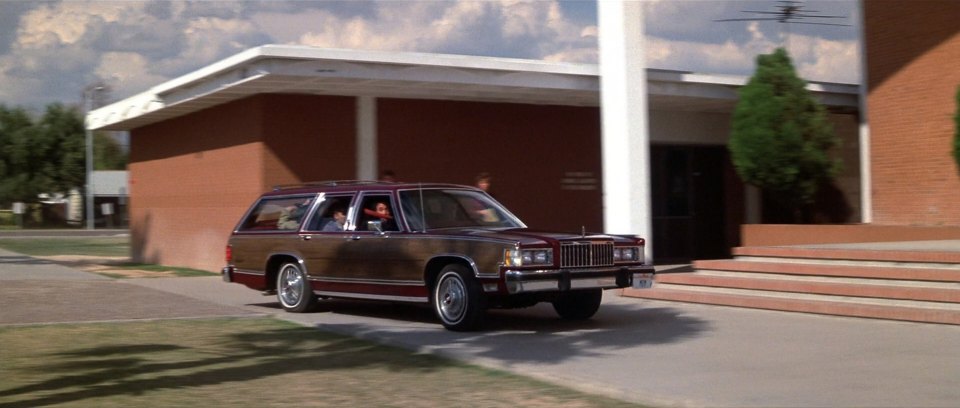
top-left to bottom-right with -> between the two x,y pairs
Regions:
84,85 -> 104,230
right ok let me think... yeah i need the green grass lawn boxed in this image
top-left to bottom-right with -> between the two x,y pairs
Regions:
0,237 -> 129,257
0,237 -> 216,277
102,263 -> 217,277
0,317 -> 642,407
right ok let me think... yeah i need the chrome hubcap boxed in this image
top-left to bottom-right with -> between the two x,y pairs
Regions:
437,275 -> 466,322
279,266 -> 302,306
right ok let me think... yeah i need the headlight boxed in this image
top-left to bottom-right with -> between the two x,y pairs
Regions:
504,248 -> 553,266
506,249 -> 523,266
614,247 -> 640,262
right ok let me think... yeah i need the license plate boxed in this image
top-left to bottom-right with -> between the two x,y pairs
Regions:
632,273 -> 654,289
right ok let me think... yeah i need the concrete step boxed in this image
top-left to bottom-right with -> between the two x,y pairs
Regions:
622,244 -> 960,325
693,259 -> 960,282
658,271 -> 960,303
622,286 -> 960,325
733,246 -> 960,264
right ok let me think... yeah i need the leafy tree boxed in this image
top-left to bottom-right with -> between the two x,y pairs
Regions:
0,105 -> 41,205
94,131 -> 128,170
39,103 -> 87,192
954,85 -> 960,175
728,47 -> 842,222
0,103 -> 127,206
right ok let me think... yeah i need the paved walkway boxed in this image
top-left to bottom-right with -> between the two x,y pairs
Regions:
3,244 -> 960,407
0,248 -> 259,325
0,229 -> 129,238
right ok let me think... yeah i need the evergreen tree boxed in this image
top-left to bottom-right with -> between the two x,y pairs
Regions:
728,48 -> 842,222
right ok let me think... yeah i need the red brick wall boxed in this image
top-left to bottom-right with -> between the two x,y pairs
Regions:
261,94 -> 357,187
742,224 -> 960,247
865,1 -> 960,225
377,99 -> 604,232
129,94 -> 356,271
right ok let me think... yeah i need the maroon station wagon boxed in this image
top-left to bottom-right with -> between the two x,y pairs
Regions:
222,181 -> 655,331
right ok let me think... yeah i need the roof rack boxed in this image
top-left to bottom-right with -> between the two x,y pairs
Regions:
271,180 -> 396,191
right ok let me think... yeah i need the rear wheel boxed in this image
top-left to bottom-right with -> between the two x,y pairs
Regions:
276,262 -> 316,312
432,264 -> 486,331
552,289 -> 602,320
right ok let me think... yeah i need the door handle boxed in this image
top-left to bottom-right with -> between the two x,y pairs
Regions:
347,235 -> 360,241
301,235 -> 311,241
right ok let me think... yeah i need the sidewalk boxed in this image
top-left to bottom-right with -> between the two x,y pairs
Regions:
0,229 -> 129,238
0,247 -> 259,325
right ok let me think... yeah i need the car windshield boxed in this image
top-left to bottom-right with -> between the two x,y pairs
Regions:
399,189 -> 525,230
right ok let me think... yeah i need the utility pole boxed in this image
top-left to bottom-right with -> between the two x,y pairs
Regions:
84,84 -> 104,230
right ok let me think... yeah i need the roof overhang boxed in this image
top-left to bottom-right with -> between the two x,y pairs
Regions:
87,45 -> 859,131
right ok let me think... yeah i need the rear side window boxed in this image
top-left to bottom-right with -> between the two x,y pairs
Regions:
304,194 -> 355,232
238,195 -> 315,231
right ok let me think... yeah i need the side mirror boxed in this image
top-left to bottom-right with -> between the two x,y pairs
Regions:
367,220 -> 384,234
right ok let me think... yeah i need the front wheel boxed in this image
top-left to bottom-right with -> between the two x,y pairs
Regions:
276,262 -> 316,312
552,289 -> 602,320
432,264 -> 486,331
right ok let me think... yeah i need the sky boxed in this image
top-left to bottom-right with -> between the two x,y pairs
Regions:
0,0 -> 860,112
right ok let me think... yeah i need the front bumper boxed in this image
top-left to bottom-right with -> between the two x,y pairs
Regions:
504,265 -> 655,294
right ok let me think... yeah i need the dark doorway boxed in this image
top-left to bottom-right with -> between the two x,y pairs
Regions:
651,145 -> 731,263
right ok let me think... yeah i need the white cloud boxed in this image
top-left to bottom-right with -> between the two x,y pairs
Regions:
155,16 -> 262,73
501,0 -> 558,38
249,9 -> 340,44
790,35 -> 860,84
645,18 -> 859,84
427,1 -> 487,44
294,0 -> 595,62
16,2 -> 119,47
0,0 -> 860,110
0,57 -> 43,105
95,52 -> 167,97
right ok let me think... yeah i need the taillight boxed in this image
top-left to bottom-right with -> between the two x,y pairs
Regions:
225,245 -> 233,264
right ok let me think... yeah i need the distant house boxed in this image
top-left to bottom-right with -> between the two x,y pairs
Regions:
30,171 -> 127,227
91,170 -> 128,228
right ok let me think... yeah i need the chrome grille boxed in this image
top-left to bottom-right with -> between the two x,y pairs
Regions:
560,241 -> 614,268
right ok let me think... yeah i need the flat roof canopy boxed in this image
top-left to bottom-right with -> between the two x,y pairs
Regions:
88,45 -> 858,131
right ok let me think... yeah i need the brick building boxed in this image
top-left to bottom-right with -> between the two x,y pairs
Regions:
88,47 -> 858,271
88,2 -> 960,272
863,1 -> 960,225
744,1 -> 960,245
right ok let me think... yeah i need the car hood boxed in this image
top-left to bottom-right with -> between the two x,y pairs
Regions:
427,227 -> 639,246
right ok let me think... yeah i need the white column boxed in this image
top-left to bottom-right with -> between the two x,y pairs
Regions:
598,0 -> 653,262
356,96 -> 377,180
856,1 -> 872,223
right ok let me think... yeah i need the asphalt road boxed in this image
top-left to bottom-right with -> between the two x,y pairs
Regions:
4,248 -> 959,407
